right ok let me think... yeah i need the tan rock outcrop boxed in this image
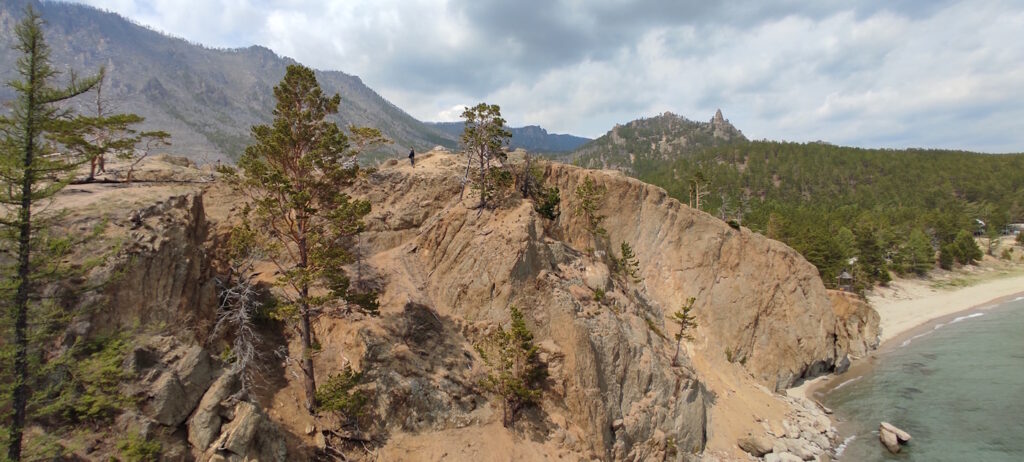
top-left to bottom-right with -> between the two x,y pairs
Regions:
542,164 -> 848,391
339,154 -> 869,459
830,291 -> 881,359
53,154 -> 880,461
85,193 -> 218,340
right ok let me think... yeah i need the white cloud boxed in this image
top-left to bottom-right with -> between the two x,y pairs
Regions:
436,104 -> 468,122
63,0 -> 1024,152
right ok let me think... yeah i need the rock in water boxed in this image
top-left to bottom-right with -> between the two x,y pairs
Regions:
881,421 -> 912,442
879,421 -> 911,454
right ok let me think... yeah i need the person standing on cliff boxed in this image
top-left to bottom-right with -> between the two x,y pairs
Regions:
408,148 -> 415,167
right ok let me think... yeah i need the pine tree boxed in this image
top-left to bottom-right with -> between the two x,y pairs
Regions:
226,64 -> 373,412
904,229 -> 935,275
0,8 -> 104,460
614,241 -> 641,282
459,103 -> 511,208
854,223 -> 891,285
953,230 -> 982,265
574,176 -> 607,249
476,306 -> 546,428
671,297 -> 697,366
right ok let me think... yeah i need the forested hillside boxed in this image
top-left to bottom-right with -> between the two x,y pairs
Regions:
569,110 -> 746,173
624,140 -> 1024,288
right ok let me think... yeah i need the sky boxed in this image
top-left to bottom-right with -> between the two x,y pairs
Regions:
63,0 -> 1024,152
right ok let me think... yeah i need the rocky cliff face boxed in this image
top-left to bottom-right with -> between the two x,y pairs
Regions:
45,153 -> 879,461
86,193 -> 218,339
339,151 -> 873,460
542,164 -> 852,392
829,291 -> 881,361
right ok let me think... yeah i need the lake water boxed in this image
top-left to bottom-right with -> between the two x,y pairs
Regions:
821,294 -> 1024,461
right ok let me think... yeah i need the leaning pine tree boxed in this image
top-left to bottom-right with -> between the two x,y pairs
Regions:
226,64 -> 373,412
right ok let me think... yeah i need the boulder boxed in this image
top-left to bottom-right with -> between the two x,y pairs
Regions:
583,262 -> 610,291
217,402 -> 261,455
188,370 -> 240,452
148,371 -> 191,426
880,421 -> 912,442
142,343 -> 216,427
879,426 -> 901,454
173,345 -> 214,400
765,452 -> 804,462
208,401 -> 287,462
737,434 -> 773,457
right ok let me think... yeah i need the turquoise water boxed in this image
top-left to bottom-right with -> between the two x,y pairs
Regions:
822,295 -> 1024,461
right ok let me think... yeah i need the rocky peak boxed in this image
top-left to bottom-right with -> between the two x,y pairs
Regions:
712,108 -> 725,124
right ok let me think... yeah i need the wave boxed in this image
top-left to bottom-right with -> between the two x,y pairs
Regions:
901,330 -> 935,347
950,312 -> 985,324
1013,296 -> 1024,302
834,434 -> 856,458
832,375 -> 863,391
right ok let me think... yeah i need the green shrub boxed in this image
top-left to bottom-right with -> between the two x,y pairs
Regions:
316,366 -> 368,420
344,290 -> 380,315
117,433 -> 162,462
33,335 -> 133,424
533,186 -> 561,220
574,176 -> 607,238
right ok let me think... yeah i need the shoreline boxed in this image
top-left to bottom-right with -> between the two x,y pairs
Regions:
791,271 -> 1024,401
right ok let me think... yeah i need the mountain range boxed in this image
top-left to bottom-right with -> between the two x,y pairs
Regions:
0,1 -> 591,163
427,122 -> 590,153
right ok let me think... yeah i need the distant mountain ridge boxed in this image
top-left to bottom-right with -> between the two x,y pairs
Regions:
0,0 -> 457,163
427,122 -> 590,153
570,109 -> 746,172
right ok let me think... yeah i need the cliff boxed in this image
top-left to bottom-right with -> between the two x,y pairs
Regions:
36,153 -> 878,461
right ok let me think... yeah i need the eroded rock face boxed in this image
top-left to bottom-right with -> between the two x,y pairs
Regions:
133,337 -> 215,427
73,154 -> 879,461
830,291 -> 881,359
87,193 -> 218,340
543,164 -> 848,391
396,197 -> 709,459
340,155 -> 881,459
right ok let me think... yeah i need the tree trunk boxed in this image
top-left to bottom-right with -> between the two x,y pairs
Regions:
9,172 -> 32,462
300,296 -> 316,412
298,235 -> 316,412
479,151 -> 487,208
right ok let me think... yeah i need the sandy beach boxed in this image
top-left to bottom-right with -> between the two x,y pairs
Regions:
868,271 -> 1024,344
789,262 -> 1024,400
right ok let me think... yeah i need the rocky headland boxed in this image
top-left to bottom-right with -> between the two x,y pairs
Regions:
43,151 -> 880,461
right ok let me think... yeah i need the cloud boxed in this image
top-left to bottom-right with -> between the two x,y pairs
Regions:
63,0 -> 1024,152
436,104 -> 469,122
